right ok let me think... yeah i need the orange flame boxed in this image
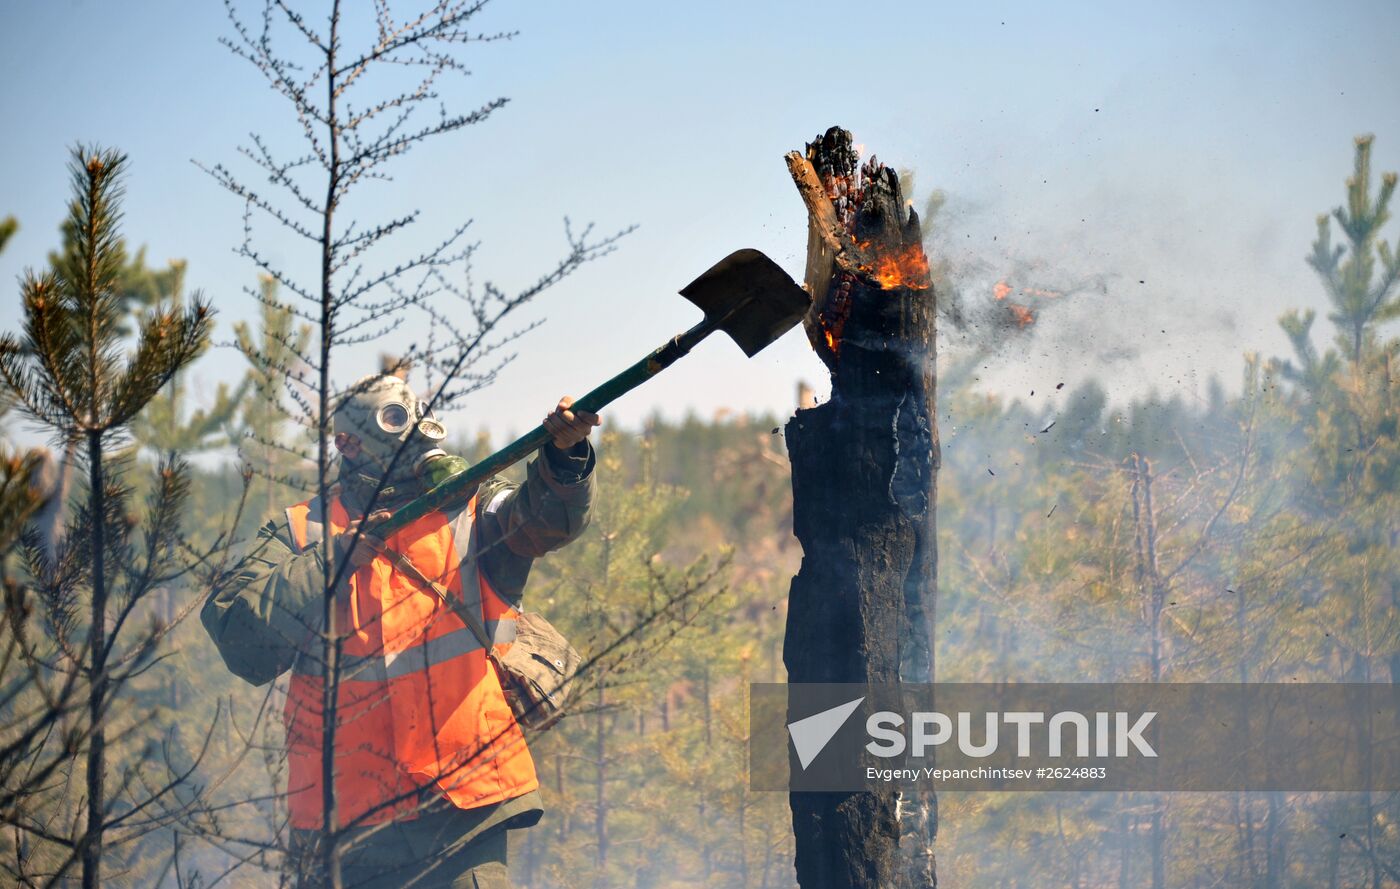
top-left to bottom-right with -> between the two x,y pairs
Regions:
996,280 -> 1062,301
1009,304 -> 1035,327
853,241 -> 931,291
873,244 -> 931,290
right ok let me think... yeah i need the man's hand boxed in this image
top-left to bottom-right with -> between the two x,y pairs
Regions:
543,395 -> 601,451
335,510 -> 391,569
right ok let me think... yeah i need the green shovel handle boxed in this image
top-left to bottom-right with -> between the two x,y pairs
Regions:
375,317 -> 714,537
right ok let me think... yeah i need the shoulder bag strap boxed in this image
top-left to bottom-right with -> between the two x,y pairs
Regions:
360,536 -> 499,662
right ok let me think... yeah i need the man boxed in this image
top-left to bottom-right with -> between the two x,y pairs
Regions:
202,374 -> 600,888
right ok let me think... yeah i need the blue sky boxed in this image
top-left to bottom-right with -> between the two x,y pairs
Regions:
2,0 -> 1398,444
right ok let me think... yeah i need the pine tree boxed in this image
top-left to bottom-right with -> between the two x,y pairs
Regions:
0,146 -> 212,887
1303,135 -> 1400,366
127,259 -> 249,455
0,215 -> 45,554
0,449 -> 42,556
10,208 -> 241,561
1275,136 -> 1400,886
47,206 -> 187,339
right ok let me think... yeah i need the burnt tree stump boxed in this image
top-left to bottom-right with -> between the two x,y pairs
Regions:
783,127 -> 939,889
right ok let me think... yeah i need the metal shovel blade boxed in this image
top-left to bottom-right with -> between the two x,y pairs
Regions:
679,248 -> 811,357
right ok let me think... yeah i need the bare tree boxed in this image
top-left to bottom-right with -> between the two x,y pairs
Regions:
198,2 -> 626,885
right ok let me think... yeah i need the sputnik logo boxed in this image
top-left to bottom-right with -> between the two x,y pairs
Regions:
788,697 -> 865,770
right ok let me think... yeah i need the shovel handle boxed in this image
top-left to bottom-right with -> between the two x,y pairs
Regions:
376,317 -> 715,536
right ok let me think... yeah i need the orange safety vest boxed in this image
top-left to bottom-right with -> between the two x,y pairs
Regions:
281,492 -> 537,830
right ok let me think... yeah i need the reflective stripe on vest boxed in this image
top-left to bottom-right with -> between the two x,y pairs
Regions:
290,620 -> 519,681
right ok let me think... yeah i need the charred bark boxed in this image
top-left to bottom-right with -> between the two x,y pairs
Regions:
783,127 -> 939,889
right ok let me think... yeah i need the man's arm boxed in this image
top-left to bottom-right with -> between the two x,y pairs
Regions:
200,518 -> 328,686
476,439 -> 595,605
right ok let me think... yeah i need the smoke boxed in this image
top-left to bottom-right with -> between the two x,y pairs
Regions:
893,151 -> 1400,887
911,173 -> 1313,411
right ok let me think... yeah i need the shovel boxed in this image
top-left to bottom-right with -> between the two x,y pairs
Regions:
376,248 -> 811,536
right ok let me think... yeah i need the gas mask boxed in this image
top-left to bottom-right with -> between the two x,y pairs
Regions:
333,374 -> 454,501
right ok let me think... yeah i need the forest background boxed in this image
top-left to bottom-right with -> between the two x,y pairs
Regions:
1,2 -> 1398,887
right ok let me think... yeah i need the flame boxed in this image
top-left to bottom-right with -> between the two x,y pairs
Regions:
852,240 -> 931,291
872,243 -> 931,290
995,280 -> 1060,300
824,328 -> 837,351
1009,304 -> 1035,327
